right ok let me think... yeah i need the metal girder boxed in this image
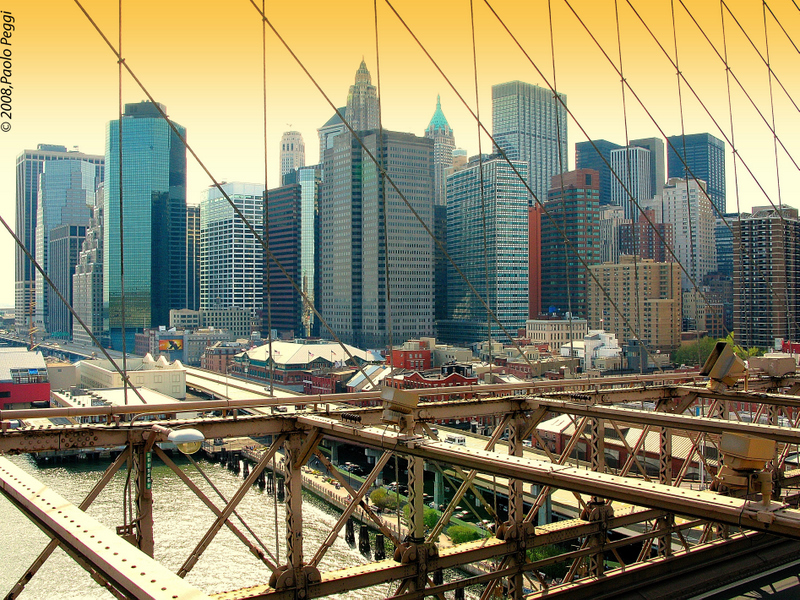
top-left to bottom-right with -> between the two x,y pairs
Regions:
0,457 -> 209,600
298,415 -> 800,539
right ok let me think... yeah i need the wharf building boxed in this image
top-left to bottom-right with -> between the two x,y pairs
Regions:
539,169 -> 601,319
733,206 -> 800,349
439,155 -> 529,346
104,101 -> 187,351
200,182 -> 264,314
15,144 -> 103,334
588,256 -> 681,353
268,165 -> 321,339
667,132 -> 726,214
492,81 -> 567,205
72,184 -> 105,346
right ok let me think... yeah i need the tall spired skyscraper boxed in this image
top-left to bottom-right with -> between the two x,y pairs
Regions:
344,59 -> 380,131
425,95 -> 455,208
104,101 -> 187,351
279,131 -> 305,180
492,81 -> 567,205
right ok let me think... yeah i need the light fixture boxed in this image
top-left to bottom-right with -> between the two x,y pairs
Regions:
381,385 -> 418,428
167,428 -> 205,455
700,342 -> 746,391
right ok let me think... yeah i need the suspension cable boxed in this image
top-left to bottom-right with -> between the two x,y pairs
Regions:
262,0 -> 274,396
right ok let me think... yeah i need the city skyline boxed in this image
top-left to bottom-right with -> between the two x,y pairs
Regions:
1,0 -> 798,312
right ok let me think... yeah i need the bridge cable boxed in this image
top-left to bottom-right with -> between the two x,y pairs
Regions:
262,0 -> 274,397
763,1 -> 800,55
118,0 -> 129,406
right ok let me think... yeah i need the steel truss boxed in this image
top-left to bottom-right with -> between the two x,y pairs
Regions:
2,378 -> 800,599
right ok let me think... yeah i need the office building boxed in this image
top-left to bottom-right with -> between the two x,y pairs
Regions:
186,204 -> 200,311
658,177 -> 716,290
15,145 -> 103,333
279,131 -> 305,180
425,95 -> 455,208
492,81 -> 567,204
599,205 -> 627,264
104,101 -> 187,351
72,184 -> 104,347
439,156 -> 529,345
667,132 -> 725,214
609,146 -> 652,219
200,182 -> 264,312
345,59 -> 380,131
715,213 -> 737,279
588,257 -> 681,352
268,165 -> 321,338
619,209 -> 674,263
630,137 -> 665,197
540,169 -> 601,318
733,206 -> 800,349
47,224 -> 87,337
320,130 -> 435,348
317,107 -> 346,163
575,139 -> 622,205
34,159 -> 97,333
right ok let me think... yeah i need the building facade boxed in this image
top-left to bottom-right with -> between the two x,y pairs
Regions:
72,184 -> 104,346
619,209 -> 674,263
15,145 -> 103,334
279,131 -> 305,180
540,169 -> 601,318
733,206 -> 800,349
492,81 -> 567,205
667,132 -> 725,214
609,146 -> 652,219
526,317 -> 589,353
439,156 -> 529,345
104,102 -> 186,351
47,224 -> 87,337
425,95 -> 455,208
200,182 -> 264,312
345,60 -> 380,131
630,137 -> 665,198
575,139 -> 622,206
186,204 -> 201,311
317,108 -> 346,163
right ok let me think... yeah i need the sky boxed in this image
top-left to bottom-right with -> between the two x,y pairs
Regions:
0,0 -> 798,309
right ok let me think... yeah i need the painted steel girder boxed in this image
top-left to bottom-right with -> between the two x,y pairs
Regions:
0,457 -> 209,600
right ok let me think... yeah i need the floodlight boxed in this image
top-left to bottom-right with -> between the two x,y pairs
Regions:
167,428 -> 205,455
700,342 -> 746,391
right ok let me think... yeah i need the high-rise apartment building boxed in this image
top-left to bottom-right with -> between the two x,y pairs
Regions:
667,132 -> 725,214
492,81 -> 567,205
540,169 -> 601,318
733,206 -> 800,349
619,209 -> 674,263
104,101 -> 187,351
72,184 -> 104,346
186,204 -> 200,311
15,145 -> 103,333
425,95 -> 455,208
34,160 -> 97,333
599,205 -> 627,264
657,177 -> 716,291
588,257 -> 681,352
610,146 -> 652,219
630,137 -> 665,198
575,139 -> 622,206
279,131 -> 305,180
268,166 -> 321,338
439,156 -> 529,345
320,130 -> 434,348
200,182 -> 264,313
345,60 -> 380,131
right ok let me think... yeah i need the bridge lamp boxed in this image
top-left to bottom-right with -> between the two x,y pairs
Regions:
700,342 -> 746,392
380,386 -> 418,429
167,429 -> 205,455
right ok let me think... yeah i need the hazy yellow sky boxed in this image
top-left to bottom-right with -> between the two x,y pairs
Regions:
1,0 -> 798,308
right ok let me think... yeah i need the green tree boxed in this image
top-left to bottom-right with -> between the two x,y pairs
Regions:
370,488 -> 397,511
671,336 -> 717,366
401,504 -> 441,530
446,525 -> 485,544
527,545 -> 569,580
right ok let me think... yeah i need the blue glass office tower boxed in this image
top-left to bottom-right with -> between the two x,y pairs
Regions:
439,156 -> 529,345
667,133 -> 726,214
104,101 -> 187,351
575,139 -> 622,206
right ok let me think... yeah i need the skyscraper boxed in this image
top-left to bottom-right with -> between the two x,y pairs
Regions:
631,137 -> 665,198
492,81 -> 567,205
73,184 -> 104,346
317,108 -> 346,163
186,204 -> 200,311
200,182 -> 264,313
34,159 -> 97,333
610,146 -> 652,219
425,95 -> 455,208
15,145 -> 103,334
667,132 -> 726,214
279,131 -> 305,180
439,156 -> 529,345
575,139 -> 622,206
540,169 -> 601,318
734,206 -> 800,348
104,101 -> 187,351
47,224 -> 87,337
268,166 -> 321,338
319,130 -> 434,348
345,59 -> 380,131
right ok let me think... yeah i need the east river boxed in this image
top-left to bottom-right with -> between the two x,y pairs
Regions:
0,454 -> 426,599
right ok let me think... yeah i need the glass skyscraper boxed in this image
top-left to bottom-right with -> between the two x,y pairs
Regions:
492,81 -> 567,205
439,156 -> 529,345
575,139 -> 622,206
104,101 -> 187,351
667,132 -> 726,215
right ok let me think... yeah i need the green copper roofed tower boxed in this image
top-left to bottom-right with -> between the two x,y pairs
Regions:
425,95 -> 455,208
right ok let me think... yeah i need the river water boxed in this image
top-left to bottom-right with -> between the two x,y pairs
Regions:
0,454 -> 406,599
